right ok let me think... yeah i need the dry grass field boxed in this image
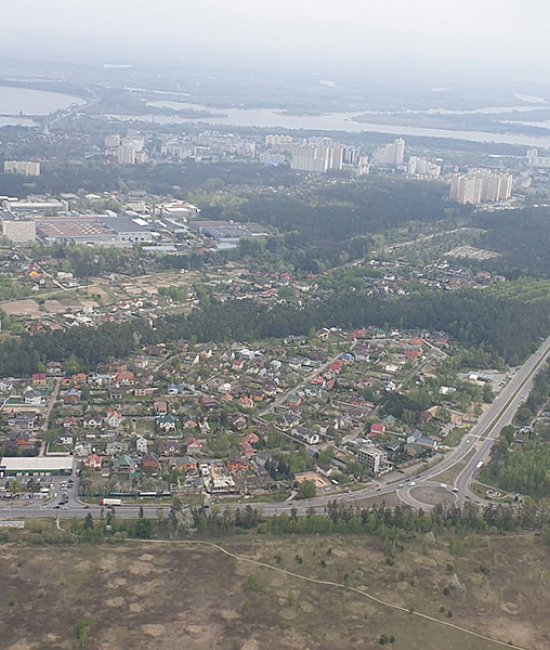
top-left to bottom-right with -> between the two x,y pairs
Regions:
0,531 -> 548,649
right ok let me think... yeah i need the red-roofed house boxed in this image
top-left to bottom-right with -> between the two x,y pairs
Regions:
329,360 -> 344,374
370,423 -> 386,437
186,437 -> 203,455
115,371 -> 135,387
239,441 -> 255,457
84,453 -> 103,471
154,399 -> 169,416
243,432 -> 260,447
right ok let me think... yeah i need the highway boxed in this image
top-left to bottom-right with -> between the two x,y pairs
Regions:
3,334 -> 550,522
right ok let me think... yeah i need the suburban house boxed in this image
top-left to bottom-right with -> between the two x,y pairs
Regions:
158,440 -> 181,457
154,399 -> 169,416
84,453 -> 103,471
83,416 -> 102,429
112,454 -> 136,473
173,455 -> 197,473
228,458 -> 250,473
142,453 -> 161,472
105,410 -> 123,428
186,437 -> 203,455
115,371 -> 135,387
32,373 -> 48,387
156,414 -> 177,434
106,441 -> 125,456
64,388 -> 82,405
407,430 -> 439,450
136,437 -> 148,454
370,423 -> 386,437
23,387 -> 42,406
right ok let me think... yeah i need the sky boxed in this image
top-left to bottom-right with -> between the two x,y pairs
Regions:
2,0 -> 550,75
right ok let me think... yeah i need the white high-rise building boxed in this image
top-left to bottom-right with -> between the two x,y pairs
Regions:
290,139 -> 348,173
355,155 -> 370,176
372,138 -> 405,166
526,148 -> 550,168
3,161 -> 41,177
407,156 -> 441,179
105,134 -> 121,149
117,144 -> 136,165
449,169 -> 513,205
265,134 -> 293,146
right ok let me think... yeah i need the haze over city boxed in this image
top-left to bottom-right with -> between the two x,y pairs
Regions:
2,0 -> 550,79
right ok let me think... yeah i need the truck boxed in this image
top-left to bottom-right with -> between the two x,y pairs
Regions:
99,498 -> 122,506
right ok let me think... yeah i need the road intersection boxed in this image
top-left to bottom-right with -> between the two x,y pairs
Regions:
3,334 -> 550,522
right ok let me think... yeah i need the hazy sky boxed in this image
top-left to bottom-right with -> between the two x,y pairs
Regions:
2,0 -> 550,73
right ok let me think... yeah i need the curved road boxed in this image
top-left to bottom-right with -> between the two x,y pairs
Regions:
3,335 -> 550,521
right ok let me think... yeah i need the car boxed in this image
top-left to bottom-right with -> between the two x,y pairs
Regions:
53,505 -> 60,509
82,505 -> 90,509
62,505 -> 69,510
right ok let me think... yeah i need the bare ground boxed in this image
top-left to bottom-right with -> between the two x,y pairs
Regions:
0,532 -> 548,650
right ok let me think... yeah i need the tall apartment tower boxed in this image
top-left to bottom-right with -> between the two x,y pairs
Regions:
449,170 -> 512,205
372,138 -> 405,166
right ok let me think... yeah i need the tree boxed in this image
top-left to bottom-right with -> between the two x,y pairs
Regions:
297,479 -> 317,500
75,615 -> 94,648
133,518 -> 153,539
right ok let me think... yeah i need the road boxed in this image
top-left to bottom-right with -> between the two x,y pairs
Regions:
3,335 -> 550,522
258,341 -> 356,417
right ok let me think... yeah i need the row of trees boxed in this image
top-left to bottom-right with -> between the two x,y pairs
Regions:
57,500 -> 550,548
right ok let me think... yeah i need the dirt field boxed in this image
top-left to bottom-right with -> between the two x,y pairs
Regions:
0,532 -> 548,649
0,298 -> 42,317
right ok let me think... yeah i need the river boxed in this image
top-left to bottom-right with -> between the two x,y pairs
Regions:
103,100 -> 550,149
0,85 -> 86,124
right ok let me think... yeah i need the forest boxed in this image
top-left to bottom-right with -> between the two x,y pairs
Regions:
196,177 -> 452,242
0,283 -> 548,376
482,362 -> 550,499
472,207 -> 550,279
159,289 -> 550,366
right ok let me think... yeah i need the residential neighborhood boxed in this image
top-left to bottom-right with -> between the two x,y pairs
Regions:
0,323 -> 499,506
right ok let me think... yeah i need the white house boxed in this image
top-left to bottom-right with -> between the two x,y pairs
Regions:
136,436 -> 148,454
23,387 -> 42,406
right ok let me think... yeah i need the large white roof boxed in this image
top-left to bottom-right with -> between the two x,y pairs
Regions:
0,456 -> 75,471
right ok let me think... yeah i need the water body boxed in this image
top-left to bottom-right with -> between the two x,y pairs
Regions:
0,86 -> 85,116
106,100 -> 550,149
503,119 -> 550,130
0,116 -> 37,127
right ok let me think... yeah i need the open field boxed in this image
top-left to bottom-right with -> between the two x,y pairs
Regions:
0,530 -> 548,649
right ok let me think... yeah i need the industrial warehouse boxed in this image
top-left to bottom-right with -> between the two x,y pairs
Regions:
0,456 -> 75,478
